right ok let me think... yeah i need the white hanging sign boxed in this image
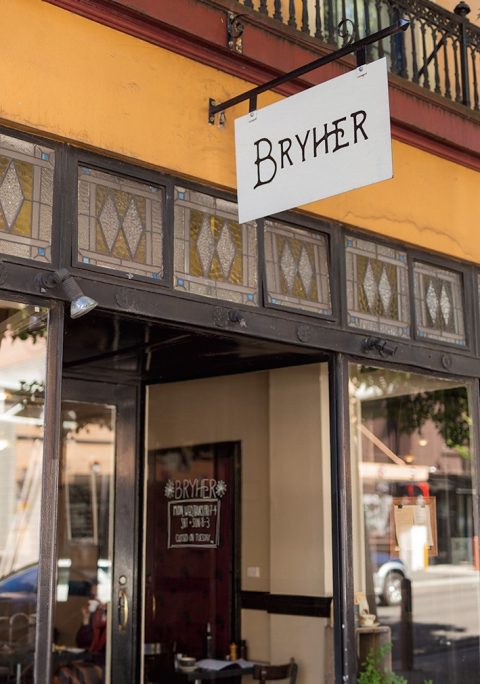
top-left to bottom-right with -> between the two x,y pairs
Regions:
235,57 -> 392,224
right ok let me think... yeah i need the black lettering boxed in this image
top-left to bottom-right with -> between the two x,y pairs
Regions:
254,138 -> 277,189
313,124 -> 331,156
278,137 -> 293,169
331,117 -> 349,152
351,110 -> 368,143
295,130 -> 311,162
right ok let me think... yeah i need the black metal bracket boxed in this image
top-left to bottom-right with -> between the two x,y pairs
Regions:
362,336 -> 398,357
208,19 -> 409,124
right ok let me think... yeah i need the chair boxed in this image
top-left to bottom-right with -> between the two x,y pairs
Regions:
252,658 -> 298,684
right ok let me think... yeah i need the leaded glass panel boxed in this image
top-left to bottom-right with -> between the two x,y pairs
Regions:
264,220 -> 331,315
345,236 -> 410,337
77,167 -> 164,280
0,134 -> 54,261
413,261 -> 465,346
174,188 -> 257,304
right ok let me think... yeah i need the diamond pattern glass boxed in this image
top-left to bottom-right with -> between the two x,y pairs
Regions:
345,236 -> 410,337
264,220 -> 331,315
174,188 -> 257,304
413,261 -> 465,346
0,134 -> 54,261
77,167 -> 164,280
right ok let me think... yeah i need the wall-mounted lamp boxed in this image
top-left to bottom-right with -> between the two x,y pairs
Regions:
362,336 -> 397,357
36,268 -> 98,319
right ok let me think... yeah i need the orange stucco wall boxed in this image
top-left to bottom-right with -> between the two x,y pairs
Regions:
3,0 -> 479,263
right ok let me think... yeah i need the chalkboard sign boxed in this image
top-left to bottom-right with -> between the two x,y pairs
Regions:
167,498 -> 221,548
67,477 -> 95,541
164,475 -> 227,549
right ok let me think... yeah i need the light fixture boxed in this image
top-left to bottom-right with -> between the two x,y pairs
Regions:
36,269 -> 98,319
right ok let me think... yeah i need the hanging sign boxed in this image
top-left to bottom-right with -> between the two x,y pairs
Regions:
235,57 -> 392,224
164,478 -> 227,548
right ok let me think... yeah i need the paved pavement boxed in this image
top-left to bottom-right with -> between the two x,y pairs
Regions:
375,565 -> 480,683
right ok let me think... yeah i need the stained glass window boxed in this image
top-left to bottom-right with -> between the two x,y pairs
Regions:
345,236 -> 410,337
264,220 -> 331,315
174,188 -> 257,305
77,167 -> 164,280
0,134 -> 54,262
413,261 -> 465,346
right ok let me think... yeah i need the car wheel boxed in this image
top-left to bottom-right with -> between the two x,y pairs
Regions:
383,570 -> 404,606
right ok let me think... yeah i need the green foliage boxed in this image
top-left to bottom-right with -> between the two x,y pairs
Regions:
358,644 -> 434,684
358,644 -> 407,684
385,386 -> 471,460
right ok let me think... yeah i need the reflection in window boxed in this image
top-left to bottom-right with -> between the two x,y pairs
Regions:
0,300 -> 48,677
53,403 -> 114,684
350,366 -> 480,682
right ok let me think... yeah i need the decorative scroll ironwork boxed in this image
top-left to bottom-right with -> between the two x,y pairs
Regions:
238,0 -> 479,111
337,18 -> 356,45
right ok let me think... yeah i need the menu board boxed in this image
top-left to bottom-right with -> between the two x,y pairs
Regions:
391,496 -> 438,557
164,477 -> 227,549
167,498 -> 221,548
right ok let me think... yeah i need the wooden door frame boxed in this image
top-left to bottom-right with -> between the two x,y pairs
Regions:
60,378 -> 141,684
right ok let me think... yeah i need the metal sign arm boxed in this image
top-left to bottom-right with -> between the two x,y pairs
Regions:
208,19 -> 409,123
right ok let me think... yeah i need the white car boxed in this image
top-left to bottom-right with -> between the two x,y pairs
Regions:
373,555 -> 408,606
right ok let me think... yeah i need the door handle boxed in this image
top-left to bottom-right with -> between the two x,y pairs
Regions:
118,587 -> 129,632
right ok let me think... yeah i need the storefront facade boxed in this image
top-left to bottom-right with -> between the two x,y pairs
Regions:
0,1 -> 479,683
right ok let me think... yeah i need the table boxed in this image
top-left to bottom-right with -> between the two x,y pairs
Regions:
147,664 -> 254,684
186,665 -> 253,684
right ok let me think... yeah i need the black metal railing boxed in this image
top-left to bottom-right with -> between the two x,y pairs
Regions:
237,0 -> 480,111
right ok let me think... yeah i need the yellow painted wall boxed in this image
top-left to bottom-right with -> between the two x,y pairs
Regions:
3,0 -> 479,263
437,0 -> 479,25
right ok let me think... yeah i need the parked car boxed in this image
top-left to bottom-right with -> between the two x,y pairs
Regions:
0,564 -> 93,601
373,552 -> 409,606
0,564 -> 108,647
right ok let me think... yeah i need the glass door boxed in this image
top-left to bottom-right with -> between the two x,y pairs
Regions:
0,299 -> 49,683
51,379 -> 138,684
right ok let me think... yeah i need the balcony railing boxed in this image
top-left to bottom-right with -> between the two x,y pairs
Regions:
237,0 -> 480,111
